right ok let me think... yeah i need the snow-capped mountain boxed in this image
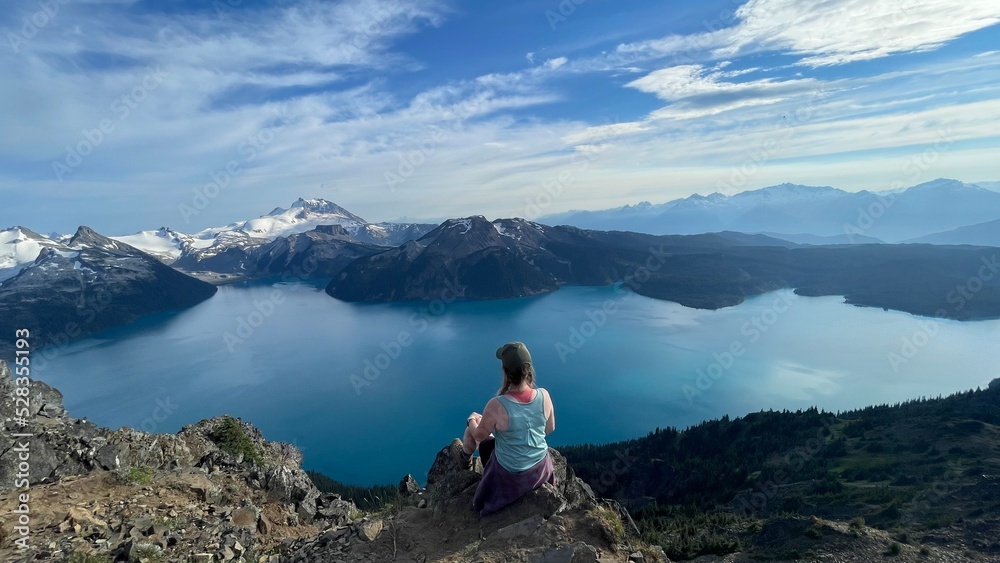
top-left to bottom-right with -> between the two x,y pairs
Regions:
218,198 -> 368,240
110,198 -> 435,268
0,226 -> 70,283
112,227 -> 193,263
0,226 -> 216,357
541,179 -> 1000,242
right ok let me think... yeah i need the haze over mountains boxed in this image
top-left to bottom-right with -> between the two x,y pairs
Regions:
907,219 -> 1000,247
542,179 -> 1000,244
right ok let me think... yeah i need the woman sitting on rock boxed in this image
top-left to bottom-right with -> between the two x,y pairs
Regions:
453,341 -> 556,516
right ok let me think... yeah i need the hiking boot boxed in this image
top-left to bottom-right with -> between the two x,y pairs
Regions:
450,438 -> 473,471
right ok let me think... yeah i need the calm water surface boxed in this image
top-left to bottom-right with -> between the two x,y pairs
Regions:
33,282 -> 1000,485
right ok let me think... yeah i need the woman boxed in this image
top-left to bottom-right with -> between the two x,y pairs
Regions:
455,341 -> 557,516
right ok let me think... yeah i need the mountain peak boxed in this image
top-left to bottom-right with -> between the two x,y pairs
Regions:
235,199 -> 368,239
908,178 -> 983,193
440,216 -> 492,235
290,198 -> 362,219
68,225 -> 108,246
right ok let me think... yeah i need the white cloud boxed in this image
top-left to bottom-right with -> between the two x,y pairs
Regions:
616,0 -> 1000,68
627,65 -> 816,101
624,64 -> 823,120
544,56 -> 568,70
563,121 -> 650,145
721,0 -> 1000,66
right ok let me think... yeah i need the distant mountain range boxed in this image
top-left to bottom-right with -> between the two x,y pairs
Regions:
4,186 -> 1000,356
541,179 -> 1000,244
906,219 -> 1000,247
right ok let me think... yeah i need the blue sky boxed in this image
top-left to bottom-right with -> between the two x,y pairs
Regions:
1,0 -> 999,234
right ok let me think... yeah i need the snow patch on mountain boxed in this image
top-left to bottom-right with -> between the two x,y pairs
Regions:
112,227 -> 191,262
228,198 -> 368,240
110,199 -> 377,265
0,227 -> 64,283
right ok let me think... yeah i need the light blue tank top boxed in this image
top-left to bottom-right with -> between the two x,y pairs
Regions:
493,389 -> 548,473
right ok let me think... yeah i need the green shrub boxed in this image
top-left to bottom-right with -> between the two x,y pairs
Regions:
884,542 -> 902,556
123,466 -> 153,485
133,543 -> 166,563
849,516 -> 865,529
803,524 -> 823,539
208,416 -> 262,464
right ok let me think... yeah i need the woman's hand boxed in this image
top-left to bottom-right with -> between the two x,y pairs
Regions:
467,412 -> 483,427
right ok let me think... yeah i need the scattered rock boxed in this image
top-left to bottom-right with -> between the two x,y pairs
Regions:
257,513 -> 274,535
399,473 -> 421,497
356,519 -> 384,542
230,506 -> 258,528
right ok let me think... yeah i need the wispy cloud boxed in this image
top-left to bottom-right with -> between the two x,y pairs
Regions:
616,0 -> 1000,67
625,64 -> 822,119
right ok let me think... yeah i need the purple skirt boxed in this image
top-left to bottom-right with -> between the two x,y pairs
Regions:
472,452 -> 556,517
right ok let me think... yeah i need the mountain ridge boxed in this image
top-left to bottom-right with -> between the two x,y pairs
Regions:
541,179 -> 1000,242
905,218 -> 1000,247
327,215 -> 1000,320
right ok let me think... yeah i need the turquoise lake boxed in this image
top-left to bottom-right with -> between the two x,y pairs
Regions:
31,282 -> 1000,485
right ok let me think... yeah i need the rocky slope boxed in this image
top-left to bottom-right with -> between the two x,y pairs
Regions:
0,226 -> 217,358
0,361 -> 656,562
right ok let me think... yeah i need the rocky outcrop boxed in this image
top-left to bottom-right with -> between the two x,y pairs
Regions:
0,359 -> 354,562
1,364 -> 662,562
273,441 -> 666,563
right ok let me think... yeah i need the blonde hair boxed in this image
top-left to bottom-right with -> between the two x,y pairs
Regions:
498,363 -> 535,395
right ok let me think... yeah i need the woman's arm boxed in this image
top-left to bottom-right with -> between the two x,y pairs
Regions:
469,398 -> 501,442
542,388 -> 555,435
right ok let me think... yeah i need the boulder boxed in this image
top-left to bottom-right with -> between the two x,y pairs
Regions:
399,473 -> 421,497
356,518 -> 384,542
425,442 -> 484,517
251,465 -> 321,523
230,506 -> 258,528
316,493 -> 358,526
424,442 -> 596,521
